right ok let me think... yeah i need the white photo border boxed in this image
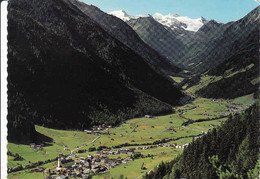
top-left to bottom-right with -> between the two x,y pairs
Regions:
1,1 -> 8,179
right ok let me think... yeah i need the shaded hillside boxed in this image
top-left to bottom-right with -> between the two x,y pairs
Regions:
182,6 -> 259,73
7,0 -> 183,142
68,0 -> 181,76
196,31 -> 259,99
146,103 -> 259,179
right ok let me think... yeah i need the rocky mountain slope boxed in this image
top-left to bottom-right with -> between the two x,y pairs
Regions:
110,10 -> 207,69
7,0 -> 183,142
152,13 -> 206,32
126,16 -> 187,69
110,10 -> 207,41
180,6 -> 259,73
68,1 -> 181,76
110,7 -> 259,74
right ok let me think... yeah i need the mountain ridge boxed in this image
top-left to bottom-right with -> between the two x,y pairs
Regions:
7,0 -> 183,143
69,0 -> 181,75
110,10 -> 208,32
110,7 -> 259,74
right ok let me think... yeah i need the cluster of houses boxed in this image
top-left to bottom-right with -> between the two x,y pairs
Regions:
47,152 -> 133,179
95,143 -> 186,156
155,143 -> 190,149
98,148 -> 135,155
84,124 -> 112,135
30,142 -> 191,178
97,143 -> 184,156
226,104 -> 240,115
136,143 -> 176,150
175,143 -> 189,149
29,143 -> 43,150
226,103 -> 251,115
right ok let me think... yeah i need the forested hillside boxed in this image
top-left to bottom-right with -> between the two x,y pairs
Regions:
7,0 -> 183,143
145,103 -> 259,179
68,0 -> 181,76
181,6 -> 259,73
196,30 -> 259,99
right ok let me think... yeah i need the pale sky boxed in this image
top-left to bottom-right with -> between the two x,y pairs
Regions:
81,0 -> 259,23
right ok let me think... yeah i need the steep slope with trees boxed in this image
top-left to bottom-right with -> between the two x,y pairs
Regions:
181,6 -> 259,73
145,103 -> 259,179
68,0 -> 181,76
196,29 -> 259,99
7,0 -> 183,143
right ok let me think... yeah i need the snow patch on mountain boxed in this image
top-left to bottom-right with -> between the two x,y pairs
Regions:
110,10 -> 207,32
109,10 -> 149,21
153,13 -> 206,32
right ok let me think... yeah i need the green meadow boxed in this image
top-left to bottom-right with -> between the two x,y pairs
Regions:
185,75 -> 223,94
170,76 -> 185,84
93,148 -> 182,179
7,94 -> 258,178
8,126 -> 97,168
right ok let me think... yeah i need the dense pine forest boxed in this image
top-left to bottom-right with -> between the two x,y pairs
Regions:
145,103 -> 259,179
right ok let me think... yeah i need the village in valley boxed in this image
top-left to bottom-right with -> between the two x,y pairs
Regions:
7,94 -> 256,179
43,144 -> 182,179
29,123 -> 192,178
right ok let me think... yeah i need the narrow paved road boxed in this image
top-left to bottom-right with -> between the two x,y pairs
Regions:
70,135 -> 100,154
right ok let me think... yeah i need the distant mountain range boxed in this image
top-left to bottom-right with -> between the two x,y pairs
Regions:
110,7 -> 259,73
109,10 -> 207,69
110,10 -> 207,34
110,10 -> 199,69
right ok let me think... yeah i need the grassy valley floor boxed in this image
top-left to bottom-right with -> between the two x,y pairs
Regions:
7,94 -> 257,179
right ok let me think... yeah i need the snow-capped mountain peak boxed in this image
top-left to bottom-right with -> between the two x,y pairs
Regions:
152,13 -> 207,32
109,10 -> 149,21
109,10 -> 207,32
109,10 -> 133,21
153,13 -> 180,18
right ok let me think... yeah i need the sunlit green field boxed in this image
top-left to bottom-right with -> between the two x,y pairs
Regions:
7,94 -> 257,178
8,162 -> 56,179
185,75 -> 223,94
177,98 -> 229,120
8,126 -> 97,168
170,76 -> 185,84
187,118 -> 228,132
93,148 -> 182,179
